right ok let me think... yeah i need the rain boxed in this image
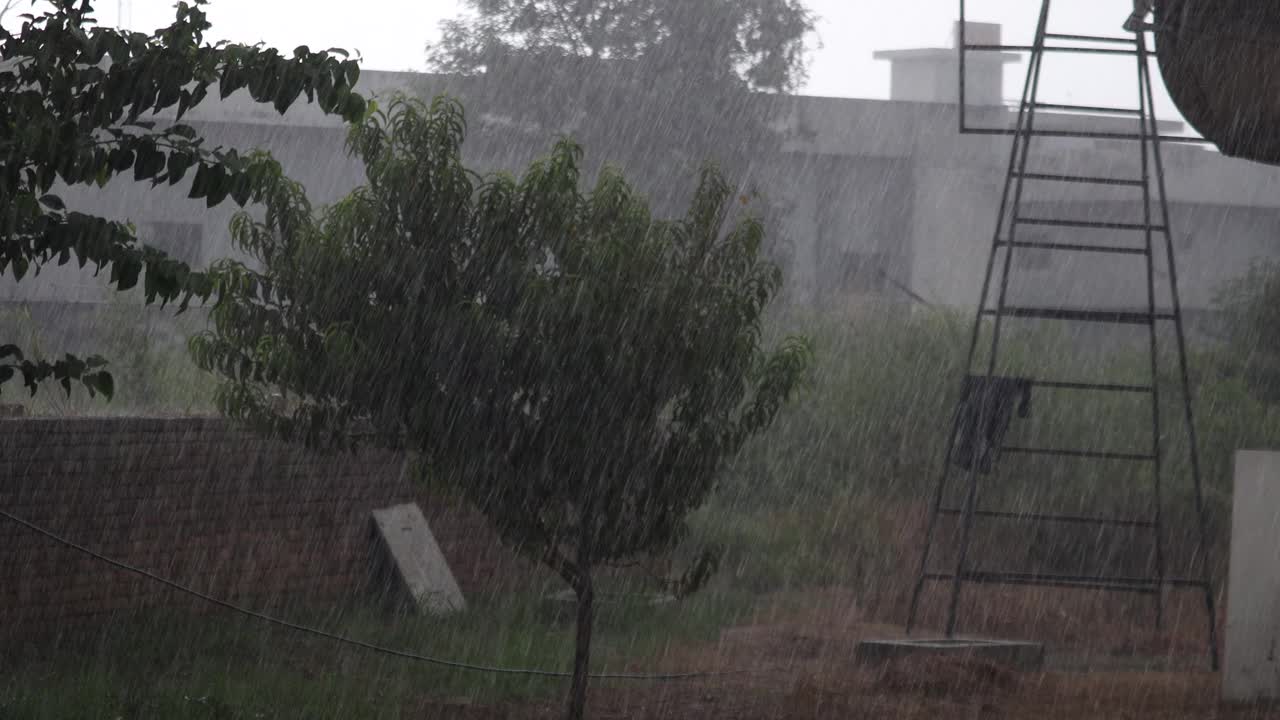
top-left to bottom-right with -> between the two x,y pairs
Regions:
3,0 -> 1280,718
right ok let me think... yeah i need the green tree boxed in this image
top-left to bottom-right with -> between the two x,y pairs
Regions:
429,0 -> 815,92
426,0 -> 816,241
0,0 -> 366,398
190,96 -> 811,720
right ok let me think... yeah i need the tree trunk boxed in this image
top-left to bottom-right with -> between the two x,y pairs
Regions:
566,514 -> 595,720
566,575 -> 594,720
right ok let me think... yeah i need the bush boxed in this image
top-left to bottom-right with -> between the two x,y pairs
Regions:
0,297 -> 215,416
698,299 -> 1280,593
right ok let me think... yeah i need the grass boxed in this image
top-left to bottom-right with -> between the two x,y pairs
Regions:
7,299 -> 1280,715
693,301 -> 1280,596
0,586 -> 758,720
0,297 -> 217,417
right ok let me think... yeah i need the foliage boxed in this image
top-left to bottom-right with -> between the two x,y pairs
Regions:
0,0 -> 365,398
1211,258 -> 1280,403
0,589 -> 754,719
710,306 -> 1280,592
429,0 -> 816,93
426,0 -> 816,256
0,297 -> 216,415
190,95 -> 810,719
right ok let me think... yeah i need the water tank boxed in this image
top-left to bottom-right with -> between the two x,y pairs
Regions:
1155,0 -> 1280,165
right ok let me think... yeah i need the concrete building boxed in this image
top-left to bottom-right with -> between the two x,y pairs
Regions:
8,23 -> 1280,335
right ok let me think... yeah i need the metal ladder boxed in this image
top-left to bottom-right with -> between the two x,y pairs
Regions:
906,0 -> 1218,669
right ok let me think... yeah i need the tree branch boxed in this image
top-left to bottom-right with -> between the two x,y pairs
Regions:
540,532 -> 585,591
0,0 -> 20,24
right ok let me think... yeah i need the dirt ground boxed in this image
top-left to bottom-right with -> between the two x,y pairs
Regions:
414,589 -> 1280,720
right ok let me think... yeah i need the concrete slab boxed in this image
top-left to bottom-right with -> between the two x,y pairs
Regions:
855,638 -> 1045,671
1224,450 -> 1280,701
370,503 -> 466,615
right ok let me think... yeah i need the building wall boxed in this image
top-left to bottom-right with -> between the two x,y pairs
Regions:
7,68 -> 1280,321
0,417 -> 536,640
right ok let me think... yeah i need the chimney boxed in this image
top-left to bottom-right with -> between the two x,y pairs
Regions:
873,22 -> 1020,105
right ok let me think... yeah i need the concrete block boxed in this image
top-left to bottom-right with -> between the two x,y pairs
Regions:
370,503 -> 465,615
1224,450 -> 1280,701
855,638 -> 1045,671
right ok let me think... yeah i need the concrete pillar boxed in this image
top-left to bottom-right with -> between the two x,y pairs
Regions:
1224,450 -> 1280,701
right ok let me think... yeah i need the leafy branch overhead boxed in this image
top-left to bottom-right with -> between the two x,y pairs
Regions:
0,0 -> 366,396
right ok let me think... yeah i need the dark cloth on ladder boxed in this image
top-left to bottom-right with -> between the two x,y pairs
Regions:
952,375 -> 1032,475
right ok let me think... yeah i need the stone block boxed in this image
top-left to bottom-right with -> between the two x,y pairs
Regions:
1225,450 -> 1280,701
370,503 -> 465,615
855,637 -> 1044,671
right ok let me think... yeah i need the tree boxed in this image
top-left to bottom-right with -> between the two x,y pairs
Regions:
429,0 -> 815,93
426,0 -> 816,233
190,96 -> 812,720
0,0 -> 366,398
0,0 -> 23,24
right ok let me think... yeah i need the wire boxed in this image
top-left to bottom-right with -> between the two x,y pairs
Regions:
0,508 -> 748,681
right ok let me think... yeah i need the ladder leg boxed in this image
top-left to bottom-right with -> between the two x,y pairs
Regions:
908,0 -> 1048,636
1134,32 -> 1166,630
1136,31 -> 1219,671
945,0 -> 1054,638
906,408 -> 960,634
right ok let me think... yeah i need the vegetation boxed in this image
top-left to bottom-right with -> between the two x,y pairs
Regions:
429,0 -> 815,93
189,95 -> 810,719
0,298 -> 215,416
0,0 -> 365,399
1212,258 -> 1280,403
427,0 -> 817,266
0,588 -> 755,719
702,300 -> 1280,593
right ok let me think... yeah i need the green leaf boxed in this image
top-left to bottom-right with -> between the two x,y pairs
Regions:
111,258 -> 142,290
87,371 -> 114,400
168,123 -> 198,139
167,150 -> 194,184
38,194 -> 65,210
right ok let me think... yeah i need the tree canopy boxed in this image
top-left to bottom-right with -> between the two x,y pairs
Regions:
0,0 -> 366,397
426,0 -> 817,228
429,0 -> 816,93
190,95 -> 811,719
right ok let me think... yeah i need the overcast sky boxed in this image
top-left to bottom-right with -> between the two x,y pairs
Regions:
58,0 -> 1187,121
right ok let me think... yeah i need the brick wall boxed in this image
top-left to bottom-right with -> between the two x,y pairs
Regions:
0,417 -> 537,638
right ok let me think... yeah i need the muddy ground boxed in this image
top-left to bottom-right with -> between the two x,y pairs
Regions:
416,588 -> 1279,719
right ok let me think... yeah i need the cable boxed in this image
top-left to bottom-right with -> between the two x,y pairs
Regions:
0,508 -> 749,681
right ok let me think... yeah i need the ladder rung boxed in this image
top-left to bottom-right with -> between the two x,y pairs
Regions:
927,572 -> 1210,593
965,39 -> 1138,57
965,43 -> 1033,52
1044,45 -> 1138,56
999,240 -> 1147,255
981,307 -> 1174,324
1015,217 -> 1166,232
1032,102 -> 1142,115
1044,33 -> 1134,44
1015,172 -> 1145,187
938,508 -> 1157,529
1030,380 -> 1153,393
1002,446 -> 1155,462
960,127 -> 1210,144
1017,129 -> 1156,141
925,571 -> 1161,594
